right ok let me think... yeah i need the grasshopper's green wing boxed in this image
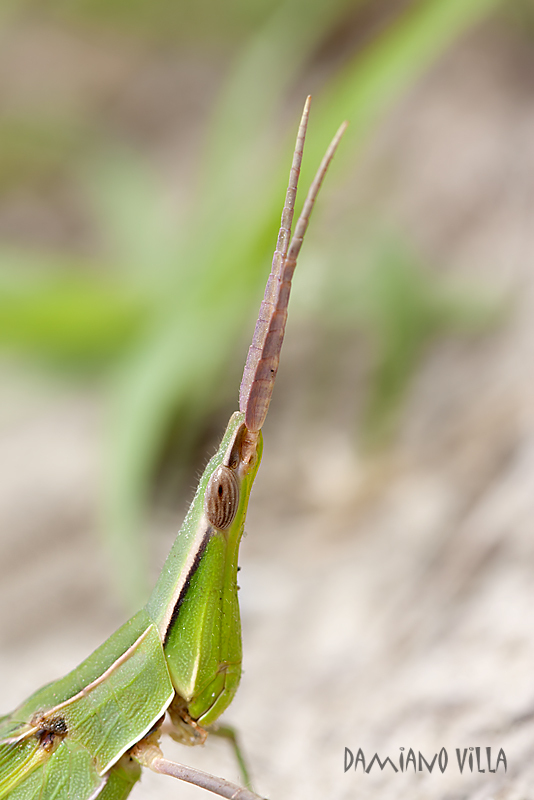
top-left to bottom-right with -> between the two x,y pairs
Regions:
3,740 -> 104,800
1,737 -> 140,800
96,754 -> 141,800
0,727 -> 45,797
0,610 -> 172,799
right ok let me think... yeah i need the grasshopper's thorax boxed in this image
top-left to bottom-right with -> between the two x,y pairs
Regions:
146,412 -> 263,726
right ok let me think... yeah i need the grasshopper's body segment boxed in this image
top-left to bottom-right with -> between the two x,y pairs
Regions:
0,99 -> 346,800
147,412 -> 262,727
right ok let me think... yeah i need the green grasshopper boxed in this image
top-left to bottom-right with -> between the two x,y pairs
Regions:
0,98 -> 346,800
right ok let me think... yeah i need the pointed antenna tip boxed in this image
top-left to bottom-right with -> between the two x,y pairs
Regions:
301,95 -> 312,121
337,120 -> 349,138
240,104 -> 346,433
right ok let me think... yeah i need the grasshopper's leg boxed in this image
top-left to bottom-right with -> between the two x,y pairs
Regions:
97,753 -> 142,800
208,723 -> 253,792
132,739 -> 266,800
162,703 -> 255,794
165,698 -> 208,747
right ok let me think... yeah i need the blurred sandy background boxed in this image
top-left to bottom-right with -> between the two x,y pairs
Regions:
0,2 -> 534,798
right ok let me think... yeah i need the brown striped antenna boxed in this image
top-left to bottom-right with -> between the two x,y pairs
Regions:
239,98 -> 348,433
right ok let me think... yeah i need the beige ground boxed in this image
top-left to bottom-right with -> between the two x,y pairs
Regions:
1,17 -> 534,800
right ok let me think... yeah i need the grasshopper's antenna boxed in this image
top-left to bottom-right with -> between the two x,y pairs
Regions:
239,98 -> 348,433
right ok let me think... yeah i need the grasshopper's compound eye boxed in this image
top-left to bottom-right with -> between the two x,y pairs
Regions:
227,423 -> 247,470
205,465 -> 240,530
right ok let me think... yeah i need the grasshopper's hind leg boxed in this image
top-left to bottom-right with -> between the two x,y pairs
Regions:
208,723 -> 253,792
98,754 -> 141,800
131,737 -> 266,800
162,699 -> 256,794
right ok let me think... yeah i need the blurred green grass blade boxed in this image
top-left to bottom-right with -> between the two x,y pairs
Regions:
297,0 -> 504,190
203,0 -> 362,188
357,239 -> 503,444
83,148 -> 185,293
0,257 -> 147,367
